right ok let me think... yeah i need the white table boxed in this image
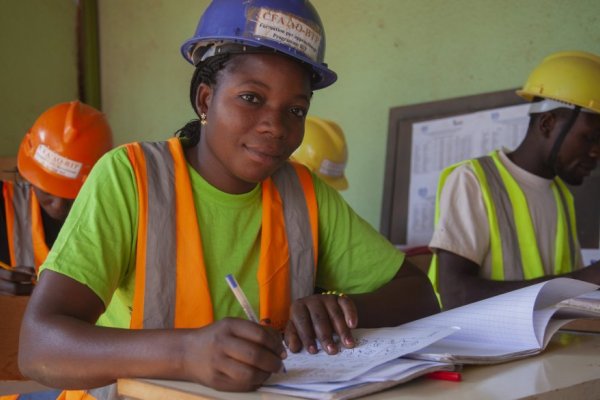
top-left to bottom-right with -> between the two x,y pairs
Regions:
117,331 -> 600,400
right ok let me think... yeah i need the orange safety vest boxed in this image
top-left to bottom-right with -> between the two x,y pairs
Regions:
62,137 -> 319,400
126,138 -> 319,330
2,181 -> 49,273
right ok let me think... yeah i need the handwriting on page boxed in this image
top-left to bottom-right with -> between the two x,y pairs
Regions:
267,326 -> 457,385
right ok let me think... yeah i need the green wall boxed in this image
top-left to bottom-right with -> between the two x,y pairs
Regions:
312,0 -> 600,227
0,0 -> 77,157
5,1 -> 599,230
98,0 -> 600,228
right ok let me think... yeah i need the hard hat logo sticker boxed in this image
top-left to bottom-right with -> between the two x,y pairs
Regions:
252,8 -> 322,62
319,159 -> 345,178
33,144 -> 82,179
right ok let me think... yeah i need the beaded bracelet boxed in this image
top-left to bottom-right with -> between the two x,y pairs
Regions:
322,290 -> 346,297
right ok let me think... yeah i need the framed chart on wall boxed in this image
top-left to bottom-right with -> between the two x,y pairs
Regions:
380,89 -> 600,257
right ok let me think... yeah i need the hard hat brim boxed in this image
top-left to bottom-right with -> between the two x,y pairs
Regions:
322,175 -> 348,191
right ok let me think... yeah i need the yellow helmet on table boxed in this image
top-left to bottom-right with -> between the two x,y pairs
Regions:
291,116 -> 348,190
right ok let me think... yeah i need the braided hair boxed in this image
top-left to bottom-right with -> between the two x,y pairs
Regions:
174,53 -> 230,148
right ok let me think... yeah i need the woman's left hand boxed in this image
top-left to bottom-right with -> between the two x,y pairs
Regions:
284,292 -> 357,355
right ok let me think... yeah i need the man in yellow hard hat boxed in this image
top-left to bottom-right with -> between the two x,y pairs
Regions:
428,50 -> 600,309
291,116 -> 349,191
0,101 -> 113,295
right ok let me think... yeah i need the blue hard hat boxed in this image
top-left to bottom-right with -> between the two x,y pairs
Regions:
180,0 -> 337,90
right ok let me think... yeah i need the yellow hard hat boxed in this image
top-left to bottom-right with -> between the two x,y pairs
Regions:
516,50 -> 600,113
291,116 -> 348,190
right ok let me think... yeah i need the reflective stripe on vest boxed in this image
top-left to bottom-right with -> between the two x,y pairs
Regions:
429,150 -> 578,295
2,181 -> 48,272
553,178 -> 579,276
270,162 -> 319,302
126,138 -> 318,331
57,386 -> 110,400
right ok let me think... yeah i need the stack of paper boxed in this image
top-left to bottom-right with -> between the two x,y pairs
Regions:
261,358 -> 453,400
556,290 -> 600,315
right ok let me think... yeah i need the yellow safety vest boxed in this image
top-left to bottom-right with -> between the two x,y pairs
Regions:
62,137 -> 319,400
428,150 -> 579,301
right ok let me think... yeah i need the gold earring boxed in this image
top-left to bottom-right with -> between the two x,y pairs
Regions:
200,113 -> 207,126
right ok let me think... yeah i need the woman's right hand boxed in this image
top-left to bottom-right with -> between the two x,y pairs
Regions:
184,317 -> 287,391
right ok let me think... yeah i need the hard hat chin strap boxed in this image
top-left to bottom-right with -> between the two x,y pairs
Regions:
548,106 -> 581,175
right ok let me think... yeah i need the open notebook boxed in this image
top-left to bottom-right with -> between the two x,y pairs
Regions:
259,278 -> 599,399
260,325 -> 457,400
403,277 -> 600,364
117,278 -> 599,400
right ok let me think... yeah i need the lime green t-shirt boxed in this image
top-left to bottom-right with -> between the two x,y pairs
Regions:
41,144 -> 404,328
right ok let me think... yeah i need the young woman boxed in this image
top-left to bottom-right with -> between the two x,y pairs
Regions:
18,1 -> 439,398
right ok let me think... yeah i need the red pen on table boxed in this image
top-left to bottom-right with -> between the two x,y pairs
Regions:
425,371 -> 462,382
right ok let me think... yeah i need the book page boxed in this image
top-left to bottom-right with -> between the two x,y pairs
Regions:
530,280 -> 600,345
265,326 -> 457,385
533,278 -> 599,309
404,283 -> 545,348
403,278 -> 599,361
410,340 -> 539,364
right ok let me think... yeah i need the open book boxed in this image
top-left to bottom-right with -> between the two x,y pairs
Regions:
403,277 -> 600,364
119,278 -> 599,400
260,278 -> 599,399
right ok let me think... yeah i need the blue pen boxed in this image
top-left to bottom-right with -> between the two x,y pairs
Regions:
225,274 -> 287,373
225,274 -> 259,323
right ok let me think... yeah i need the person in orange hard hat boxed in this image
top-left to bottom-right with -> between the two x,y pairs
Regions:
290,116 -> 349,191
0,101 -> 113,296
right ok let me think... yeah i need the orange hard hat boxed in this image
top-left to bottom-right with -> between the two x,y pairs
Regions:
17,101 -> 114,199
